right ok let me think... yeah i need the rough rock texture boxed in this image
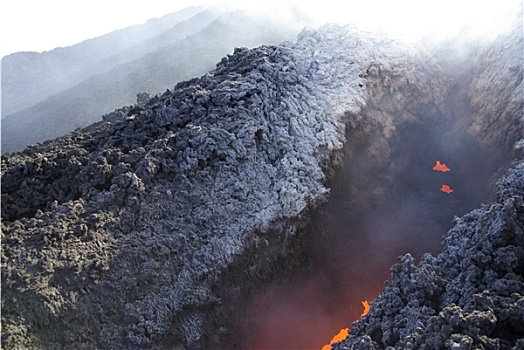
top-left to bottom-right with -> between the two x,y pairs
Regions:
1,25 -> 448,349
334,13 -> 524,350
336,147 -> 524,350
1,4 -> 309,154
1,16 -> 522,350
465,30 -> 523,150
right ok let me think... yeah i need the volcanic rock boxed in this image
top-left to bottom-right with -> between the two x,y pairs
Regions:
1,13 -> 522,350
335,148 -> 524,350
333,12 -> 524,350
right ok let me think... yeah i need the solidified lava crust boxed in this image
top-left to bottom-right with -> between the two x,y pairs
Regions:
334,151 -> 524,349
2,10 -> 523,350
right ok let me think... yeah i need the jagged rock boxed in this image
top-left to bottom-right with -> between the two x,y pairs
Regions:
336,153 -> 524,349
330,10 -> 523,349
2,26 -> 371,349
1,13 -> 522,350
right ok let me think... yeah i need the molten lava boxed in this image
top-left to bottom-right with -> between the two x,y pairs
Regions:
321,328 -> 348,350
360,300 -> 370,317
440,184 -> 454,194
433,160 -> 451,172
322,300 -> 370,350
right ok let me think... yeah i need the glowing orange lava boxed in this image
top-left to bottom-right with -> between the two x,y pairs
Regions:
321,301 -> 370,350
321,328 -> 348,350
433,160 -> 451,172
360,300 -> 370,317
440,184 -> 454,194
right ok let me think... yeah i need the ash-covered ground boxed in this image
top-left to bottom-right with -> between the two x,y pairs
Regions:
2,8 -> 522,350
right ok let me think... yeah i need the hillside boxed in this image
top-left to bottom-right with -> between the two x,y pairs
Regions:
1,6 -> 206,117
1,4 -> 310,153
2,10 -> 523,350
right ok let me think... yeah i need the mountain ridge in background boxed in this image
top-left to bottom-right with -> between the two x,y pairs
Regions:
1,5 -> 206,116
1,3 -> 311,153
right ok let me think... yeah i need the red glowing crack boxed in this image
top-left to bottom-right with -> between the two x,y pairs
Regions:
440,184 -> 454,194
321,300 -> 370,350
433,160 -> 451,172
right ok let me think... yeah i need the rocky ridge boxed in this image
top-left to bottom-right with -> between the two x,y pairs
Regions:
1,20 -> 522,350
334,15 -> 524,350
337,146 -> 524,349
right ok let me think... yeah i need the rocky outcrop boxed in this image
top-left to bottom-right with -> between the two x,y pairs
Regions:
334,12 -> 524,350
1,24 -> 449,349
1,13 -> 522,350
1,4 -> 309,154
337,147 -> 524,349
466,30 -> 523,150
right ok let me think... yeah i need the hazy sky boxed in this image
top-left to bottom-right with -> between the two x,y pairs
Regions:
0,0 -> 518,58
0,0 -> 224,57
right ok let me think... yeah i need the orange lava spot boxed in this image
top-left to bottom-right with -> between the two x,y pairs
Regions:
322,328 -> 349,350
360,300 -> 370,317
433,160 -> 451,172
440,184 -> 454,194
321,301 -> 370,350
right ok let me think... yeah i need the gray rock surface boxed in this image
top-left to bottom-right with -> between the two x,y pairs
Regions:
1,26 -> 362,349
1,4 -> 309,154
332,11 -> 524,349
2,14 -> 522,350
336,149 -> 524,349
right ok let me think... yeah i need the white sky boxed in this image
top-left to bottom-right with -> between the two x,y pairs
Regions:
0,0 -> 519,58
0,0 -> 225,57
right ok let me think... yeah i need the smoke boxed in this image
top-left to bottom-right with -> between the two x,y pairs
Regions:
3,0 -> 518,58
240,80 -> 513,348
230,0 -> 519,43
245,275 -> 351,349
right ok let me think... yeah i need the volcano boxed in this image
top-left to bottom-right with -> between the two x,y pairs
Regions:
1,6 -> 523,350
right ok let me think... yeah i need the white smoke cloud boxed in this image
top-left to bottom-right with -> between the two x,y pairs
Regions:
284,0 -> 519,43
1,0 -> 519,57
0,0 -> 222,57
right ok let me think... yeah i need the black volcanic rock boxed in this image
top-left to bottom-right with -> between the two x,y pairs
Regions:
1,34 -> 350,348
1,24 -> 449,348
336,150 -> 524,349
1,14 -> 522,350
1,5 -> 309,154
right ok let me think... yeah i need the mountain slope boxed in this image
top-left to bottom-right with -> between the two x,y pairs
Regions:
2,18 -> 522,350
1,24 -> 435,348
1,5 -> 206,117
1,9 -> 304,153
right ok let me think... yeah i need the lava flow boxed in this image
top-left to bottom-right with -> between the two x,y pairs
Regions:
440,184 -> 454,194
321,328 -> 348,350
321,300 -> 370,350
360,300 -> 370,317
433,160 -> 451,172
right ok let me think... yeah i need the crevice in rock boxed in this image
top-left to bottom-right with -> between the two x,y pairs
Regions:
1,17 -> 521,350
